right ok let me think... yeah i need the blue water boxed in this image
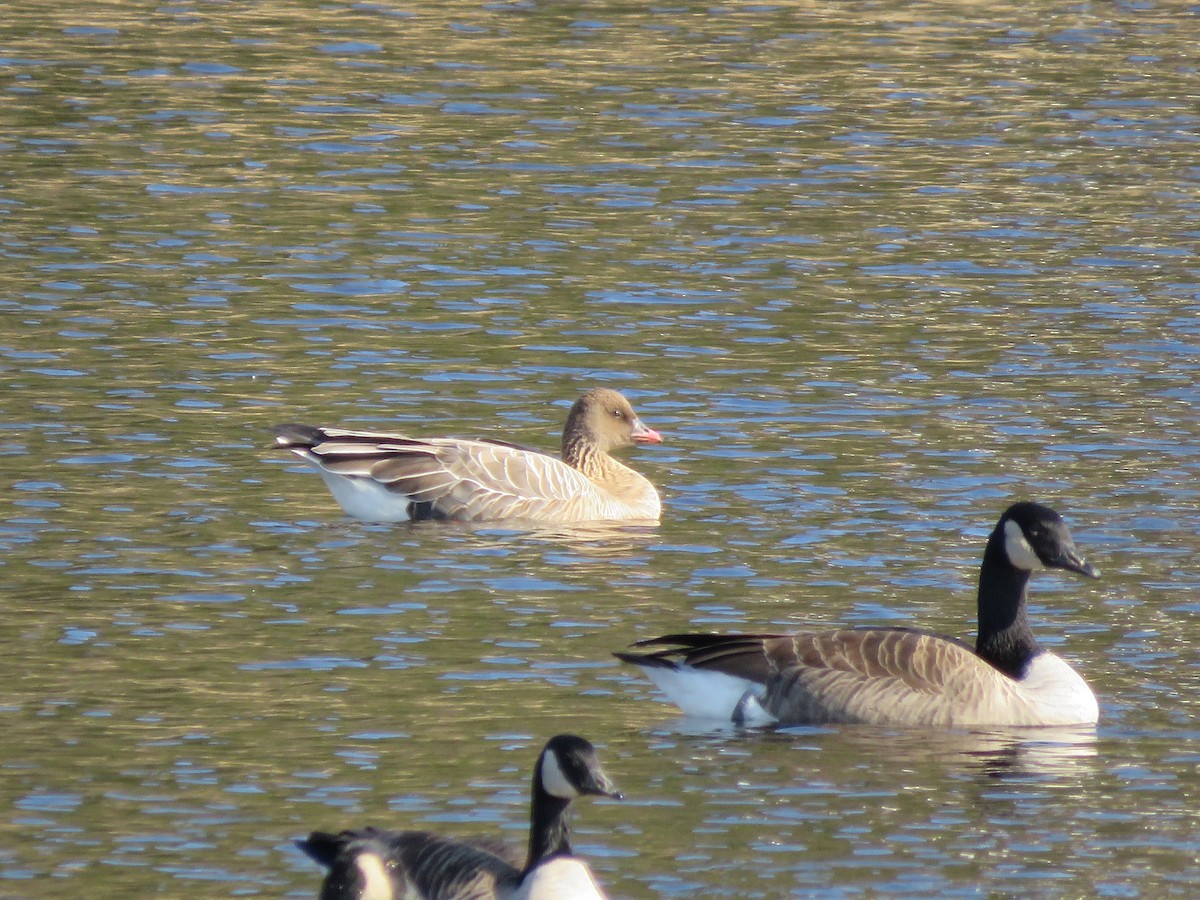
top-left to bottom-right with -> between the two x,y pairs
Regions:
1,1 -> 1199,897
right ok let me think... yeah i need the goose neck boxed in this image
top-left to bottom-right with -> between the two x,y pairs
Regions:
563,437 -> 607,475
524,781 -> 573,873
974,536 -> 1041,678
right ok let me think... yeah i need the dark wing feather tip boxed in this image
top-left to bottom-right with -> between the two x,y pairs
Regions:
273,423 -> 325,448
612,650 -> 679,669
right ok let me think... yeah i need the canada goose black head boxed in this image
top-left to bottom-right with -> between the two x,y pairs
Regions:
998,501 -> 1100,579
977,501 -> 1098,678
536,734 -> 622,802
525,734 -> 621,874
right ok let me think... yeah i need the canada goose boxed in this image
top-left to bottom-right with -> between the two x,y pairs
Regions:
273,388 -> 662,523
615,502 -> 1102,728
297,734 -> 621,900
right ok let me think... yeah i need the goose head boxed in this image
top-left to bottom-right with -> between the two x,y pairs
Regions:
565,389 -> 662,454
976,501 -> 1100,678
999,501 -> 1100,579
524,734 -> 620,875
536,734 -> 622,802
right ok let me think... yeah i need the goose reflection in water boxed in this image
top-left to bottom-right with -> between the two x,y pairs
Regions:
830,724 -> 1100,779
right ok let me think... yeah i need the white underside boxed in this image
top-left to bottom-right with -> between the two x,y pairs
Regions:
637,666 -> 778,726
317,470 -> 412,522
507,858 -> 607,900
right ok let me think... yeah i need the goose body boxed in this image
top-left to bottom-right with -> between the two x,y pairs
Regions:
616,502 -> 1101,728
273,389 -> 662,524
298,734 -> 620,900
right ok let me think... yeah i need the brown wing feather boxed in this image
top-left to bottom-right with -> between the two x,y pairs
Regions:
381,439 -> 602,520
761,629 -> 1006,724
320,435 -> 610,521
635,634 -> 777,684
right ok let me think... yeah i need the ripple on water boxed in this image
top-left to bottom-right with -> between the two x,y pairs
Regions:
1,3 -> 1197,897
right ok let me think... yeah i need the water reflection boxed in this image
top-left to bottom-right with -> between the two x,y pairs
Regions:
470,519 -> 661,557
653,720 -> 1099,780
2,0 -> 1198,896
832,725 -> 1100,780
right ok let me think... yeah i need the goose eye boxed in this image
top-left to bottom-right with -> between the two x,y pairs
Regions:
611,409 -> 625,420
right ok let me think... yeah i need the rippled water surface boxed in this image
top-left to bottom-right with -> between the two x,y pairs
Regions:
2,1 -> 1198,897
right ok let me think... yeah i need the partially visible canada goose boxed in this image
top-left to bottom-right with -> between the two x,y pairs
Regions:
297,734 -> 621,900
615,502 -> 1102,728
273,388 -> 662,523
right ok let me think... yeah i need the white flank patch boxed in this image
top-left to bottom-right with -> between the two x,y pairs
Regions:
318,470 -> 413,522
732,690 -> 779,727
1003,519 -> 1045,571
640,665 -> 777,725
355,852 -> 395,900
540,747 -> 580,799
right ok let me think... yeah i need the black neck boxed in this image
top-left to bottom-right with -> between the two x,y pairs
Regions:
975,530 -> 1041,678
524,776 -> 573,874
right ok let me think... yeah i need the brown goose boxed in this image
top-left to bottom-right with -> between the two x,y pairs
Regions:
273,388 -> 662,523
296,734 -> 621,900
616,502 -> 1102,728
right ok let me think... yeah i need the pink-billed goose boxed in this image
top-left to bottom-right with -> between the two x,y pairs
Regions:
616,502 -> 1102,728
273,388 -> 662,523
297,734 -> 621,900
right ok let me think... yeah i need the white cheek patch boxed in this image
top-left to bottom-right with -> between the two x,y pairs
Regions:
355,852 -> 395,900
1004,519 -> 1046,571
540,749 -> 580,799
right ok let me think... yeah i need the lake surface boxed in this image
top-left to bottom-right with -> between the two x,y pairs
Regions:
2,1 -> 1198,897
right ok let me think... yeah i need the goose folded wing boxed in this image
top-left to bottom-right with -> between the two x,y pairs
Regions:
395,831 -> 521,900
368,439 -> 605,520
760,629 -> 1017,724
